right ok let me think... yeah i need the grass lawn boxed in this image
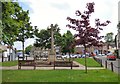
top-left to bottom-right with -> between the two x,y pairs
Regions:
2,69 -> 118,82
74,58 -> 101,67
0,61 -> 18,67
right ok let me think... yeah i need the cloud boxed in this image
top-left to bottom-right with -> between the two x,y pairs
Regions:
13,38 -> 35,50
14,0 -> 119,49
28,0 -> 119,35
28,0 -> 71,34
50,2 -> 70,10
18,1 -> 33,14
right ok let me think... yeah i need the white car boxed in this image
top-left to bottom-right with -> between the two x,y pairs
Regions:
74,54 -> 82,58
97,54 -> 105,56
62,54 -> 76,58
98,54 -> 102,56
70,54 -> 77,58
107,52 -> 113,56
102,54 -> 105,56
17,52 -> 29,57
62,54 -> 69,58
81,54 -> 85,58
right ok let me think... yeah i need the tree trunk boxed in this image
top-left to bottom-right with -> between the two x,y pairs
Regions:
107,43 -> 109,50
2,50 -> 3,62
8,44 -> 11,61
84,45 -> 87,73
22,41 -> 25,60
69,52 -> 70,62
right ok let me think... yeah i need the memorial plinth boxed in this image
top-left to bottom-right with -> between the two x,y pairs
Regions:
49,51 -> 56,63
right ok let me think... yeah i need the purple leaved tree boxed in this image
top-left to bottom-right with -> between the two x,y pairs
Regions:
66,2 -> 110,73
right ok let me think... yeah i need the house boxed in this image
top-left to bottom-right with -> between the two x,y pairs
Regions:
0,45 -> 7,51
0,45 -> 16,61
75,42 -> 116,55
75,45 -> 84,54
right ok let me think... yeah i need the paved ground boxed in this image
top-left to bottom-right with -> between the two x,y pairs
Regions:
0,53 -> 119,72
96,56 -> 120,74
0,61 -> 105,70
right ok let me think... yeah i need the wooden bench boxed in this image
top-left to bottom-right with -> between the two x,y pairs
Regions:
18,60 -> 36,69
18,56 -> 50,70
54,61 -> 73,70
18,56 -> 36,70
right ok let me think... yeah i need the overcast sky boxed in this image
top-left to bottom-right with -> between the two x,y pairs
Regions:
13,0 -> 119,50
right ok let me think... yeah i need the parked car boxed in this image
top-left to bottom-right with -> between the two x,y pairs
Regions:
101,54 -> 105,56
76,54 -> 82,58
97,54 -> 105,56
81,53 -> 91,58
107,52 -> 113,56
97,54 -> 102,56
56,54 -> 62,57
62,54 -> 69,58
70,54 -> 78,58
56,54 -> 62,59
90,52 -> 96,57
81,54 -> 85,58
107,55 -> 116,60
17,52 -> 29,57
62,54 -> 78,58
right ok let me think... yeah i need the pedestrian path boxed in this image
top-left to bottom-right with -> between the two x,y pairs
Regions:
0,61 -> 105,70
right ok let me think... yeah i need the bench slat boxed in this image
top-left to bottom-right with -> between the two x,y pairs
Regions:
54,61 -> 73,70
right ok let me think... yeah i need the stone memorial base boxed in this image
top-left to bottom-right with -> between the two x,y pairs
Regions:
48,53 -> 56,64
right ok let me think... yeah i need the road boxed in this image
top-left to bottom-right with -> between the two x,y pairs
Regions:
96,55 -> 120,74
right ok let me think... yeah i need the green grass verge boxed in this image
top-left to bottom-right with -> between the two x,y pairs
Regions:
0,61 -> 18,67
2,69 -> 118,82
74,58 -> 101,67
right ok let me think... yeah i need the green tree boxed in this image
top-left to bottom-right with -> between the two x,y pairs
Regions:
0,2 -> 2,43
1,2 -> 26,61
34,29 -> 51,49
34,24 -> 62,49
0,21 -> 2,43
116,22 -> 120,49
61,30 -> 75,58
2,2 -> 22,45
105,32 -> 114,49
117,21 -> 120,30
25,45 -> 32,55
1,1 -> 37,60
16,10 -> 34,59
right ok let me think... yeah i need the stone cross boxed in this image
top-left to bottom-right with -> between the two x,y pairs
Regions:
48,24 -> 56,63
51,25 -> 55,54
